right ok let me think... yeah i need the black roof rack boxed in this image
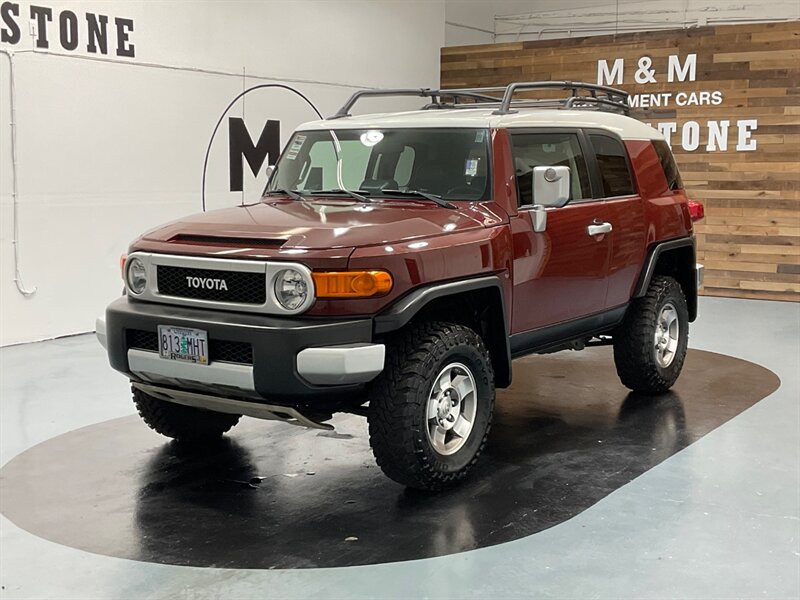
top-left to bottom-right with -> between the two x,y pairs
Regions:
328,81 -> 630,119
491,81 -> 629,115
328,88 -> 505,119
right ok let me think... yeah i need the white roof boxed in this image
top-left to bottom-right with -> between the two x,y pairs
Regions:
297,107 -> 664,141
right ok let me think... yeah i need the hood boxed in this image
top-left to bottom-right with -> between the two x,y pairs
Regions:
140,198 -> 500,250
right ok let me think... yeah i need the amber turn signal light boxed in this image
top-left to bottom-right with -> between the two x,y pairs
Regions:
313,270 -> 393,298
119,254 -> 127,279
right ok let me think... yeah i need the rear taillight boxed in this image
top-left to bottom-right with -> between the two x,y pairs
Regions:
120,254 -> 127,279
687,200 -> 705,222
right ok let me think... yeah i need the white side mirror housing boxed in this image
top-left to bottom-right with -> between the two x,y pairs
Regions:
533,166 -> 570,208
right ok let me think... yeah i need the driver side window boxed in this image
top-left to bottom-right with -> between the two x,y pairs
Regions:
510,132 -> 591,206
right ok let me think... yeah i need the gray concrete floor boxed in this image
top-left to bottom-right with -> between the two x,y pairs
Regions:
1,296 -> 799,599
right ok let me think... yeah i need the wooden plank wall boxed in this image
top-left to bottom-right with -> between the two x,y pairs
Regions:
442,21 -> 800,302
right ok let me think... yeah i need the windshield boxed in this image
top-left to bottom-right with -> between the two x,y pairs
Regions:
266,128 -> 491,201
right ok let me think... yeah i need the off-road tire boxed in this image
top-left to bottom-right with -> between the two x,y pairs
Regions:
368,322 -> 495,491
613,275 -> 689,394
132,386 -> 241,441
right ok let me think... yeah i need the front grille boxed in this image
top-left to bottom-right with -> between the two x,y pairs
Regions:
211,340 -> 253,364
126,329 -> 253,365
156,266 -> 265,304
127,329 -> 158,351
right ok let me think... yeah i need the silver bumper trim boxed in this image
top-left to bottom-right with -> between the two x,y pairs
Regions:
127,349 -> 255,392
132,383 -> 333,430
695,263 -> 704,289
96,317 -> 108,350
297,343 -> 385,385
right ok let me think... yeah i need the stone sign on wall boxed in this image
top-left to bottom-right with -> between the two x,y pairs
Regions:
441,21 -> 800,301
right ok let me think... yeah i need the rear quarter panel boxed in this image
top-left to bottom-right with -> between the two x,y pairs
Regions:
626,140 -> 693,247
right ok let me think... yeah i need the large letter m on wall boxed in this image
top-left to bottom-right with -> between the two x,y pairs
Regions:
597,58 -> 624,86
228,117 -> 280,192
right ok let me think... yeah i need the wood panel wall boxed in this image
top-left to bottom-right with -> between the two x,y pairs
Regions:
442,21 -> 800,302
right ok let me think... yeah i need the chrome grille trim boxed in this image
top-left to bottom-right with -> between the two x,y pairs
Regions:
125,252 -> 315,315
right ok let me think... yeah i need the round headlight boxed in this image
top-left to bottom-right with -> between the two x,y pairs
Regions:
274,268 -> 310,311
126,257 -> 148,295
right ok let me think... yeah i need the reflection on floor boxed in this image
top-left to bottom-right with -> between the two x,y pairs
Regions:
0,297 -> 798,599
0,348 -> 777,569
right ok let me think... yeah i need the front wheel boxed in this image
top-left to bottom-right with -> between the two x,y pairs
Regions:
613,275 -> 689,394
368,322 -> 495,491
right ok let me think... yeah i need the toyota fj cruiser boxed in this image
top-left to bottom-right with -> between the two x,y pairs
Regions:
97,81 -> 704,491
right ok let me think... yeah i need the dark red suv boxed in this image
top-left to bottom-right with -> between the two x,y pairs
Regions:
98,82 -> 704,490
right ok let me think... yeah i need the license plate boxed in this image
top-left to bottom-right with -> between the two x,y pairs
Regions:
158,325 -> 209,365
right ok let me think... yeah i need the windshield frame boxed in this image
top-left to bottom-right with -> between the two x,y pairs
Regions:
264,126 -> 493,203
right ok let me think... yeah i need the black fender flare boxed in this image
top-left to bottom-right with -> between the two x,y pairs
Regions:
373,275 -> 512,387
633,237 -> 698,321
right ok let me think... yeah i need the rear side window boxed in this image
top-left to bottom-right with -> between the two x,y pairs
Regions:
589,134 -> 635,197
653,139 -> 684,191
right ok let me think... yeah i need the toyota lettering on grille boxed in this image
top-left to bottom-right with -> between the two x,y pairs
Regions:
185,276 -> 229,291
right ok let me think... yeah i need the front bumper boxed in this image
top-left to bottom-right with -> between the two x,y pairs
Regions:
100,297 -> 384,404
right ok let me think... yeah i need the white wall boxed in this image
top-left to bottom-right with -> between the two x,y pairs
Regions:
446,0 -> 800,46
0,0 -> 445,345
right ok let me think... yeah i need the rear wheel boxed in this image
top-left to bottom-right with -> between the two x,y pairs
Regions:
613,275 -> 689,394
132,386 -> 241,442
368,322 -> 495,491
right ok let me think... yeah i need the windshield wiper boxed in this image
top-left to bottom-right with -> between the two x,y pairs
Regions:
310,188 -> 372,203
380,189 -> 457,209
265,188 -> 306,201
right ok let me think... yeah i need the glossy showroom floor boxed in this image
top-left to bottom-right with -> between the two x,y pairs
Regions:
1,297 -> 798,599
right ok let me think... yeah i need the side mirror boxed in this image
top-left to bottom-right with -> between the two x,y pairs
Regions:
533,166 -> 570,208
265,165 -> 275,182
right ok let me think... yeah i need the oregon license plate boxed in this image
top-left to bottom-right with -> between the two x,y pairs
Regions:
157,325 -> 209,365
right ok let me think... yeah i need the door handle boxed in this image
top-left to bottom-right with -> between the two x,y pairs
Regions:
587,222 -> 613,236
